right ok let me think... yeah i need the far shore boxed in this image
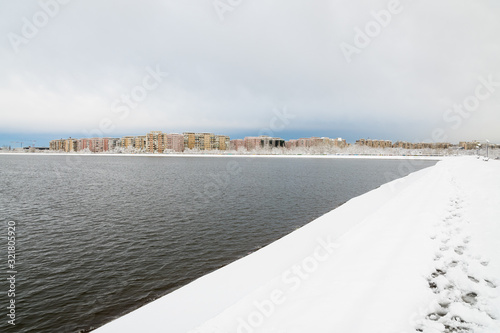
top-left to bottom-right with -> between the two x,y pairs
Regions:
0,151 -> 451,160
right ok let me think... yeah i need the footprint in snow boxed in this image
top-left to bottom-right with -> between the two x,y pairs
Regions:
468,276 -> 479,283
461,292 -> 478,305
484,279 -> 496,288
428,280 -> 439,293
454,246 -> 465,255
431,269 -> 446,278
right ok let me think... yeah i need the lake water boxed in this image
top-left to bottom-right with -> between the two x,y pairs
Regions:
0,155 -> 437,332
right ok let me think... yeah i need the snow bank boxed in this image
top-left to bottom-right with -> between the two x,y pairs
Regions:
95,157 -> 499,333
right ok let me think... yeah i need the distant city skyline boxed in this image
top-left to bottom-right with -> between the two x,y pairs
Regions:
9,130 -> 489,154
1,1 -> 500,147
1,128 -> 498,149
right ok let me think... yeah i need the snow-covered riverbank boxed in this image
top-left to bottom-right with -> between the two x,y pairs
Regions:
95,157 -> 499,333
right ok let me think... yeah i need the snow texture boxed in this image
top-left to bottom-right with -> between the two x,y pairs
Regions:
95,157 -> 499,333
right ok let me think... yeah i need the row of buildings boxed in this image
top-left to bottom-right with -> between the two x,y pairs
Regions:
49,132 -> 495,153
49,132 -> 230,153
355,139 -> 498,150
457,141 -> 499,150
229,136 -> 347,151
49,132 -> 349,153
355,139 -> 452,150
356,139 -> 500,150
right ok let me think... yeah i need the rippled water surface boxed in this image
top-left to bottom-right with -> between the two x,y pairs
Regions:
0,155 -> 437,332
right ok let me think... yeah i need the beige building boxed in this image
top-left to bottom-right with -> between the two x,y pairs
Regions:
50,139 -> 66,151
134,136 -> 146,151
216,135 -> 230,150
184,132 -> 196,150
120,136 -> 136,149
392,141 -> 452,149
459,141 -> 480,150
183,132 -> 230,151
63,138 -> 77,152
356,139 -> 393,148
147,131 -> 165,153
331,138 -> 347,148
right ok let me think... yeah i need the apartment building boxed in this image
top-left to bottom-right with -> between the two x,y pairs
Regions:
297,138 -> 312,148
203,133 -> 214,150
49,139 -> 66,151
244,136 -> 285,150
77,138 -> 119,152
50,137 -> 118,153
459,141 -> 481,150
146,131 -> 165,153
392,141 -> 413,149
165,133 -> 184,152
182,132 -> 229,151
134,136 -> 146,151
230,139 -> 245,151
286,139 -> 298,149
182,132 -> 207,150
120,136 -> 136,149
64,138 -> 77,152
356,139 -> 393,148
434,142 -> 451,149
290,137 -> 346,149
119,135 -> 148,151
49,138 -> 77,152
331,138 -> 347,148
393,141 -> 452,149
183,132 -> 195,150
216,135 -> 230,150
243,137 -> 261,150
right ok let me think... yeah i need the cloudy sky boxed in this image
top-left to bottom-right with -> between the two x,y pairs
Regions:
1,0 -> 499,147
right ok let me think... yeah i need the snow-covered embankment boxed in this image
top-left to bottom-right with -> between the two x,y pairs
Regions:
95,157 -> 499,333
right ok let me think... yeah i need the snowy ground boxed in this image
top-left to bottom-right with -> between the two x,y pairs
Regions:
95,157 -> 499,333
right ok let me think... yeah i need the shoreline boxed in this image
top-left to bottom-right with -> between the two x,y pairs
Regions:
0,152 -> 447,160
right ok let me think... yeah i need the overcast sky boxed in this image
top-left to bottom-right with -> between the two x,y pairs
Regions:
1,0 -> 499,146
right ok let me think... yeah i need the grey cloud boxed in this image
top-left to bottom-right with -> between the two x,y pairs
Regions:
0,0 -> 499,143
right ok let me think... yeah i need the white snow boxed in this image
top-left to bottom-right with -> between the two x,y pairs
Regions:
95,157 -> 500,333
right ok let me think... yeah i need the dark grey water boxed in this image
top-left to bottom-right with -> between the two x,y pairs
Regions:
0,155 -> 436,332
